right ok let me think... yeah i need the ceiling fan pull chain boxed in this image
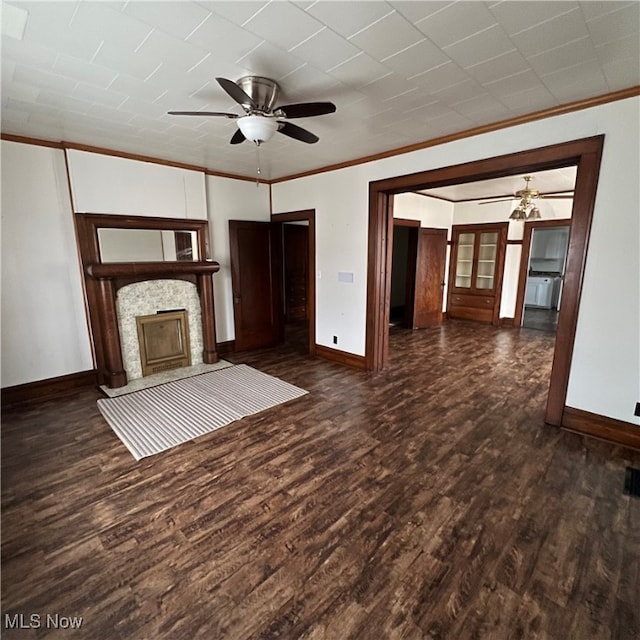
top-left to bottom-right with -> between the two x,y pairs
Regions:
255,142 -> 261,187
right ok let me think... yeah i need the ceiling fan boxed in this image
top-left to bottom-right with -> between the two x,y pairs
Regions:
168,76 -> 336,146
479,175 -> 574,220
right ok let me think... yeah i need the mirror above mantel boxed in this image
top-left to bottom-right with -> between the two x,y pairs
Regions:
97,228 -> 199,262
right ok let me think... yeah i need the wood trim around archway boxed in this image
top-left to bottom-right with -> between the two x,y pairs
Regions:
365,136 -> 605,427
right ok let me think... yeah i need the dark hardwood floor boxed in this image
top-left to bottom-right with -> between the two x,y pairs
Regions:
2,321 -> 639,639
522,307 -> 560,333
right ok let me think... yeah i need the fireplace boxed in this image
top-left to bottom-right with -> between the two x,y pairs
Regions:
75,213 -> 220,389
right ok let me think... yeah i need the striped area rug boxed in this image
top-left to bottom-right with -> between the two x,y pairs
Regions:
97,364 -> 308,460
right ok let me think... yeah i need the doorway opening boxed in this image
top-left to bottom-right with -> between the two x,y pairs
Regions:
272,210 -> 316,357
366,136 -> 605,426
520,222 -> 572,333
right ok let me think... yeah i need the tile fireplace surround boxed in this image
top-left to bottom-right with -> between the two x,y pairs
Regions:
118,280 -> 203,381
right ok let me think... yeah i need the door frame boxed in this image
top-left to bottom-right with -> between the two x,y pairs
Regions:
515,219 -> 572,327
271,209 -> 316,356
365,135 -> 605,426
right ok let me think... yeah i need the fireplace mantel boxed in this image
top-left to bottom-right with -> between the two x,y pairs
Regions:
86,260 -> 220,279
85,261 -> 220,388
75,213 -> 220,389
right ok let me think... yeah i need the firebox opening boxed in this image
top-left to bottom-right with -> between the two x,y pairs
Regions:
136,310 -> 191,377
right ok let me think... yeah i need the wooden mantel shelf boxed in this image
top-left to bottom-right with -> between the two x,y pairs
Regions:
85,260 -> 220,279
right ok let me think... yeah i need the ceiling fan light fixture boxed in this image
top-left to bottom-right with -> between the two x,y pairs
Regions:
527,206 -> 542,220
237,114 -> 278,144
509,206 -> 527,220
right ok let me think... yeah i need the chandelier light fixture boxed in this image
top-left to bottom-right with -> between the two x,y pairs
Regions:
509,176 -> 542,221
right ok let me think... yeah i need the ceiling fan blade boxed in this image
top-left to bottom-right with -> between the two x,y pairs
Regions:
216,77 -> 256,109
230,129 -> 246,145
275,102 -> 336,119
277,121 -> 319,144
541,195 -> 574,199
478,198 -> 514,205
168,111 -> 239,118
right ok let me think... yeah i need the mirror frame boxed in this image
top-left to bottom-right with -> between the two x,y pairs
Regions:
75,213 -> 210,266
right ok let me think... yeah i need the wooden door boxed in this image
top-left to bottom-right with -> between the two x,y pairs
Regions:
283,224 -> 309,322
411,228 -> 447,328
229,220 -> 282,351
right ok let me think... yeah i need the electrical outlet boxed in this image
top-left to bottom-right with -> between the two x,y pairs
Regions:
635,402 -> 640,418
333,335 -> 338,345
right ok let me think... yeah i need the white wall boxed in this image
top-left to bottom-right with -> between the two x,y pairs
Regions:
271,166 -> 370,354
394,192 -> 453,229
1,141 -> 93,386
205,176 -> 271,343
66,150 -> 207,219
272,97 -> 640,424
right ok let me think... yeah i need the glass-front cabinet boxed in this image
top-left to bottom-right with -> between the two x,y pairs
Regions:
448,223 -> 507,324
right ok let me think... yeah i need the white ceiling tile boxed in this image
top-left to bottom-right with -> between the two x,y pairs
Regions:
73,82 -> 126,109
278,64 -> 342,101
358,73 -> 418,101
527,37 -> 599,76
289,27 -> 361,72
382,88 -> 438,114
3,81 -> 40,104
403,100 -> 454,120
586,3 -> 640,46
452,93 -> 511,121
421,109 -> 475,133
1,37 -> 56,71
108,73 -> 167,102
36,89 -> 93,114
465,51 -> 530,85
94,40 -> 164,80
429,78 -> 486,104
601,56 -> 640,90
53,53 -> 118,88
326,52 -> 389,88
412,61 -> 470,93
483,69 -> 547,98
305,1 -> 394,39
186,13 -> 263,61
22,1 -> 101,62
382,38 -> 448,78
499,86 -> 558,112
580,1 -> 635,21
390,1 -> 454,24
596,33 -> 640,66
444,24 -> 516,69
123,1 -> 211,40
70,2 -> 154,53
510,8 -> 590,57
488,1 -> 580,36
235,41 -> 304,80
415,2 -> 497,48
541,60 -> 611,102
243,1 -> 324,51
348,11 -> 424,60
2,0 -> 638,180
2,106 -> 30,126
136,30 -> 210,73
88,104 -> 137,125
200,1 -> 269,26
12,64 -> 78,95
